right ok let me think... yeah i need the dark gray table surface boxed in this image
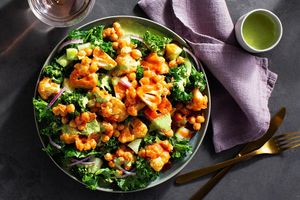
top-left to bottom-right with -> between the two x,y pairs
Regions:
0,0 -> 299,200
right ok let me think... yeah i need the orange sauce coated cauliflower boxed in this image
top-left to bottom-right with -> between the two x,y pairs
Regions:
38,77 -> 60,100
104,145 -> 136,171
118,118 -> 148,143
60,133 -> 99,152
187,88 -> 208,111
138,140 -> 173,172
100,97 -> 128,122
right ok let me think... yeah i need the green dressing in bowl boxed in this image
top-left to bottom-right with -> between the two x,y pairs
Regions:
242,12 -> 279,50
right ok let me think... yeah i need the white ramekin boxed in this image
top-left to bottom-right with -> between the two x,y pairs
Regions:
235,9 -> 283,53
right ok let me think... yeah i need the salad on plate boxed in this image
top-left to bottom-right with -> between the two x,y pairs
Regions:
33,21 -> 208,191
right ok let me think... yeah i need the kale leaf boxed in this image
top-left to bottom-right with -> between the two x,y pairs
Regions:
33,98 -> 55,122
98,74 -> 112,92
143,31 -> 172,56
68,25 -> 116,57
63,147 -> 100,158
42,62 -> 64,84
190,67 -> 206,92
169,59 -> 206,102
98,136 -> 120,155
42,143 -> 59,156
169,63 -> 192,102
116,157 -> 159,191
136,66 -> 144,81
40,121 -> 62,136
59,90 -> 88,113
131,38 -> 149,57
170,138 -> 192,160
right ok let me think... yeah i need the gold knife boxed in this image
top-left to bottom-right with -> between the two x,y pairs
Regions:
175,107 -> 286,199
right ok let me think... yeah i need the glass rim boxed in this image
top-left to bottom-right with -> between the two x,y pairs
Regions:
28,0 -> 96,27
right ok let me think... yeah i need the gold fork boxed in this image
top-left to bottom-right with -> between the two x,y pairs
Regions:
176,132 -> 300,185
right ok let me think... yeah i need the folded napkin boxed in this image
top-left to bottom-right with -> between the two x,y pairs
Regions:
138,0 -> 277,152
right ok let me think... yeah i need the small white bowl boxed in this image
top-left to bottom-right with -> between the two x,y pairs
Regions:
235,9 -> 283,53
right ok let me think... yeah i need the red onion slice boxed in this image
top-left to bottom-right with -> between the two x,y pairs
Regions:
183,47 -> 200,70
48,136 -> 62,149
118,76 -> 132,88
48,87 -> 66,107
69,155 -> 95,166
58,39 -> 84,52
115,164 -> 136,176
130,35 -> 144,43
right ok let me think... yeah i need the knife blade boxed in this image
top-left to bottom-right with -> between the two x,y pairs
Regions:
176,107 -> 286,185
188,107 -> 286,200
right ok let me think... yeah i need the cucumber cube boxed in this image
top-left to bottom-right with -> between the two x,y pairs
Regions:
56,54 -> 70,67
66,48 -> 78,60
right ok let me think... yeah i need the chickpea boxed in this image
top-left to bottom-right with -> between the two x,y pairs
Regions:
89,64 -> 98,73
66,104 -> 75,113
81,112 -> 90,122
163,129 -> 174,138
120,46 -> 132,55
196,115 -> 205,123
169,60 -> 177,68
124,152 -> 133,161
176,56 -> 185,64
77,50 -> 86,58
84,48 -> 93,56
124,165 -> 131,171
61,117 -> 69,124
160,140 -> 173,152
153,75 -> 162,83
116,29 -> 124,37
113,22 -> 121,30
131,49 -> 142,60
118,157 -> 125,163
140,77 -> 150,85
112,42 -> 119,49
138,149 -> 146,157
110,33 -> 118,41
116,149 -> 125,157
81,56 -> 92,65
188,116 -> 196,124
131,80 -> 138,88
69,120 -> 76,128
174,113 -> 184,122
104,153 -> 113,161
128,88 -> 136,99
78,125 -> 86,131
108,161 -> 115,168
128,72 -> 136,81
103,122 -> 114,132
103,28 -> 112,37
113,130 -> 120,137
116,169 -> 123,175
118,39 -> 128,49
193,123 -> 201,130
144,70 -> 153,77
102,135 -> 110,143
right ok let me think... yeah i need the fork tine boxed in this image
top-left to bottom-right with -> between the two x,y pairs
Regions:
279,143 -> 300,151
278,138 -> 300,146
273,132 -> 300,141
277,137 -> 300,146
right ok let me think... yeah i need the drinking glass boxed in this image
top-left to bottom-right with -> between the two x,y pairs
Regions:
28,0 -> 95,27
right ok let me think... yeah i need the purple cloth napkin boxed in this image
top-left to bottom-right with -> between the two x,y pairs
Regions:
138,0 -> 277,152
